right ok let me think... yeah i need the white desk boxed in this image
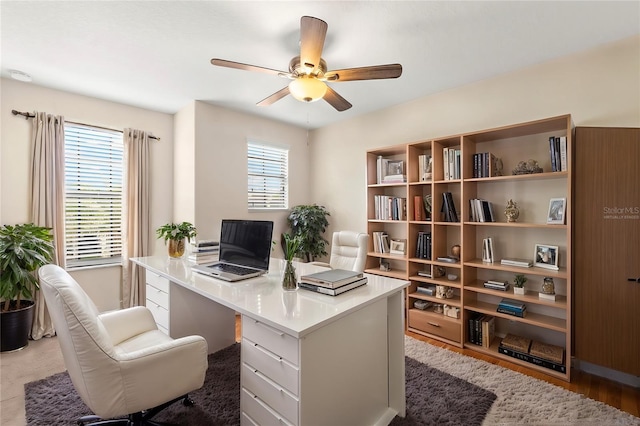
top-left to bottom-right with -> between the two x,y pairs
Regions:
131,256 -> 409,426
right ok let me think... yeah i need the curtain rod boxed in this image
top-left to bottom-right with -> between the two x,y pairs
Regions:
11,109 -> 160,141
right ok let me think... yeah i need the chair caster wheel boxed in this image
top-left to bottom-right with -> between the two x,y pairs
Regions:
182,397 -> 194,407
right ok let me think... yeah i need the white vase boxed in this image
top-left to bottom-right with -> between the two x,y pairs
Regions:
514,287 -> 525,295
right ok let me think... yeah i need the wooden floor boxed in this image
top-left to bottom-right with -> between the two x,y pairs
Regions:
1,319 -> 638,426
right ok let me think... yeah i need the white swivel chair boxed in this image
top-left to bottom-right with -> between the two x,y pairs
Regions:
39,264 -> 209,425
312,231 -> 369,272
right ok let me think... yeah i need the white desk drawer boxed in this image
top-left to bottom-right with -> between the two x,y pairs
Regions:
146,298 -> 169,330
242,363 -> 298,425
241,388 -> 295,426
242,317 -> 298,365
146,271 -> 169,293
146,284 -> 169,308
242,338 -> 299,395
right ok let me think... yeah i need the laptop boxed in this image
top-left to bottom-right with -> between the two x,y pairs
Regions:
192,220 -> 274,282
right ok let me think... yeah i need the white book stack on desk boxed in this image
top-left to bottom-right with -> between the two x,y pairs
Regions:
299,269 -> 367,296
188,240 -> 219,264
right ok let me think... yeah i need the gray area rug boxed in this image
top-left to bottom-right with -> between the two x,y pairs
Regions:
25,341 -> 496,425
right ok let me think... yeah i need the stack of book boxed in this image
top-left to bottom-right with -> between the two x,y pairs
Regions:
500,258 -> 532,268
497,298 -> 527,317
299,269 -> 367,296
372,231 -> 390,254
468,313 -> 495,349
549,136 -> 568,172
469,199 -> 496,222
499,334 -> 566,373
483,280 -> 510,291
188,240 -> 219,264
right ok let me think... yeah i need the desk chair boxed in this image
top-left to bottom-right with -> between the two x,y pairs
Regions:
311,231 -> 369,272
39,264 -> 208,425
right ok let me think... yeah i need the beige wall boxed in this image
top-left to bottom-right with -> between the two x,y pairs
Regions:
308,35 -> 640,238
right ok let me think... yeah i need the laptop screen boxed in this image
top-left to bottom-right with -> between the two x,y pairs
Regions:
219,220 -> 273,270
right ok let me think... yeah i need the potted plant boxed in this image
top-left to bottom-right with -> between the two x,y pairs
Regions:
156,222 -> 197,258
513,274 -> 527,295
287,204 -> 330,262
281,233 -> 302,291
0,223 -> 54,352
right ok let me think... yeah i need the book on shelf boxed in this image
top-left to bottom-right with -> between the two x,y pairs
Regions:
441,192 -> 459,222
499,298 -> 526,310
415,231 -> 432,259
413,195 -> 424,221
417,270 -> 432,278
376,156 -> 389,184
382,174 -> 406,183
443,148 -> 461,180
299,277 -> 368,296
529,340 -> 565,364
299,269 -> 364,289
497,306 -> 527,318
483,282 -> 510,291
500,258 -> 533,267
559,136 -> 567,172
498,345 -> 566,374
418,154 -> 432,181
472,152 -> 498,178
372,231 -> 390,254
500,334 -> 532,353
482,237 -> 494,263
373,195 -> 407,220
481,316 -> 495,349
469,199 -> 495,222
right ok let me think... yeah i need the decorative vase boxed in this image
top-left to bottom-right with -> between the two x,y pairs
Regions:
168,238 -> 186,258
282,260 -> 298,291
505,199 -> 520,223
542,277 -> 555,295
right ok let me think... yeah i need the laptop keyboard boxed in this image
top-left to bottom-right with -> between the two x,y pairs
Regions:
215,263 -> 257,276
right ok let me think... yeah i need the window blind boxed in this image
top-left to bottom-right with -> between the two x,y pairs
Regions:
248,142 -> 288,209
64,124 -> 123,268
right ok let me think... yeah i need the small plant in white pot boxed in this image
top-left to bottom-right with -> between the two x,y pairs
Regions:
513,274 -> 527,295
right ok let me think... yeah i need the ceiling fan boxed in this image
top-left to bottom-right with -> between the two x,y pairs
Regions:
211,16 -> 402,112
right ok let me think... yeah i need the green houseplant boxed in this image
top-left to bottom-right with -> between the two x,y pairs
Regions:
156,222 -> 197,258
281,233 -> 302,291
0,223 -> 54,351
513,273 -> 527,295
287,204 -> 330,262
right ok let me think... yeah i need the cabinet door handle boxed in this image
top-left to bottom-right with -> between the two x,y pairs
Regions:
427,321 -> 440,327
254,320 -> 285,336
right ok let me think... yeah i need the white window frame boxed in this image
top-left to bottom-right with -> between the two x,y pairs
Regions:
64,123 -> 123,269
247,141 -> 289,210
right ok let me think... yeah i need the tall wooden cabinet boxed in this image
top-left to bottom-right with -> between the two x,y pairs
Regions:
366,115 -> 574,381
573,127 -> 640,377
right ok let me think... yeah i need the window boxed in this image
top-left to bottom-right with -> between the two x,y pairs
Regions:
247,141 -> 289,210
64,124 -> 123,268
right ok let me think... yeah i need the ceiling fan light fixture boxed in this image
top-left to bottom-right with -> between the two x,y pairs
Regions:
288,76 -> 327,103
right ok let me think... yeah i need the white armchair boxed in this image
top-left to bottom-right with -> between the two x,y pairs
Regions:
39,264 -> 208,425
311,231 -> 369,272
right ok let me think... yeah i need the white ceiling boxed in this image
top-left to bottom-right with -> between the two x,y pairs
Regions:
2,1 -> 639,129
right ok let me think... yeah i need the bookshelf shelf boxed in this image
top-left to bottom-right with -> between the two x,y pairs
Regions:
366,114 -> 573,381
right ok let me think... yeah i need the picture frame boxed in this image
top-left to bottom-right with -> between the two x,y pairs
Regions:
389,239 -> 406,255
387,160 -> 404,176
546,198 -> 566,224
534,244 -> 559,270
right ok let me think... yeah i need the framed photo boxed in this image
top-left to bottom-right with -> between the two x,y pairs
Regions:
547,198 -> 566,224
387,160 -> 404,176
534,244 -> 559,270
389,239 -> 406,255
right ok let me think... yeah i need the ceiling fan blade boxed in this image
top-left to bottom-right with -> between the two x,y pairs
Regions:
211,58 -> 286,76
323,86 -> 352,112
257,87 -> 290,107
325,64 -> 403,81
299,16 -> 327,72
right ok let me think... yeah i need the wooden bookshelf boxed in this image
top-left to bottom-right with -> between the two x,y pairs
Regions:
366,114 -> 573,381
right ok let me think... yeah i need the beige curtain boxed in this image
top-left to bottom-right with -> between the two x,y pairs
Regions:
30,112 -> 66,340
121,128 -> 151,308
